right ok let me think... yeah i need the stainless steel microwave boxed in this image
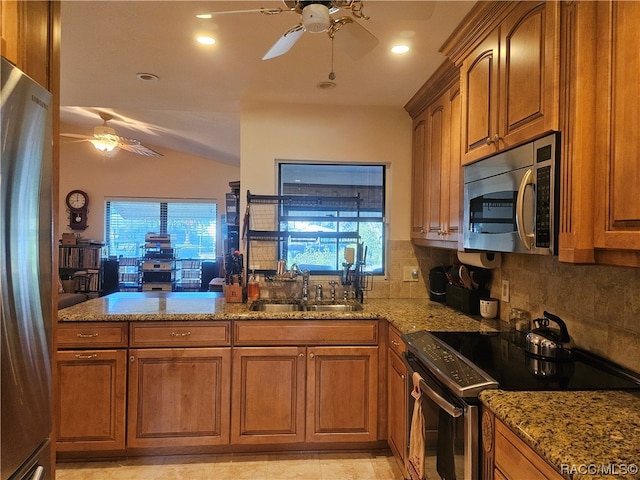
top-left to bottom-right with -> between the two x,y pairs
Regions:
463,132 -> 560,255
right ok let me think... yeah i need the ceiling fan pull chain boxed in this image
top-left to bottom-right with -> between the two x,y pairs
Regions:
329,36 -> 336,80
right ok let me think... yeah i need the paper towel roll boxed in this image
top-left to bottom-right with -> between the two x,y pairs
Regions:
457,251 -> 502,269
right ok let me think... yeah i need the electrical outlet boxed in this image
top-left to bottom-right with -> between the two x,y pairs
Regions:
403,266 -> 419,282
501,279 -> 510,302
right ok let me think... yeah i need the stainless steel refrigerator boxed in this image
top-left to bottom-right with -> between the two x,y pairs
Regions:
1,57 -> 53,480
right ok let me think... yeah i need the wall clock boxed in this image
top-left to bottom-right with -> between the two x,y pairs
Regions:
65,189 -> 89,230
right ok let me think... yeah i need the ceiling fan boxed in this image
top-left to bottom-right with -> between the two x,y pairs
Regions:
201,0 -> 379,60
60,112 -> 162,157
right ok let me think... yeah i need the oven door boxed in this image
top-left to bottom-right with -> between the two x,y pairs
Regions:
405,353 -> 479,480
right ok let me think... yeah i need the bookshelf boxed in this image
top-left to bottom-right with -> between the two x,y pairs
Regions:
58,243 -> 104,296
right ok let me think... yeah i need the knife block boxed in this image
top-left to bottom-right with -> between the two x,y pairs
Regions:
225,283 -> 243,303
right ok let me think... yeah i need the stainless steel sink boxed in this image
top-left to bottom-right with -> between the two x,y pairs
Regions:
249,300 -> 363,312
304,303 -> 363,312
249,301 -> 303,312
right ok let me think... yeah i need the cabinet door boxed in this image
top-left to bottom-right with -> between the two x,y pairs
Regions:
411,111 -> 428,240
231,347 -> 306,445
461,30 -> 500,164
56,349 -> 127,452
387,348 -> 408,477
594,1 -> 640,254
127,347 -> 231,448
499,1 -> 559,149
425,95 -> 447,242
306,346 -> 378,443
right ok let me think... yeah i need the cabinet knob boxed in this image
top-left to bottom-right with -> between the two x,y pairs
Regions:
401,374 -> 406,381
298,352 -> 304,358
129,355 -> 135,363
309,353 -> 315,359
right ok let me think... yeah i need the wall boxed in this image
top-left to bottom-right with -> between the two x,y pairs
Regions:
239,102 -> 426,298
412,244 -> 640,373
58,122 -> 240,253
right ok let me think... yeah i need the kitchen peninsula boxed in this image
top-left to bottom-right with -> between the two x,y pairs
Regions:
56,292 -> 491,460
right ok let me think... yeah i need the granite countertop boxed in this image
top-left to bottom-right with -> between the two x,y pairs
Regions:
57,292 -> 499,333
480,389 -> 640,480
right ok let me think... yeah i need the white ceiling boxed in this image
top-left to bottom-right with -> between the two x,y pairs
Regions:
60,1 -> 475,165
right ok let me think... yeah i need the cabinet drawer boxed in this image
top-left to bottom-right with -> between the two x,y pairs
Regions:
57,322 -> 128,349
129,321 -> 231,347
234,320 -> 378,346
388,325 -> 406,357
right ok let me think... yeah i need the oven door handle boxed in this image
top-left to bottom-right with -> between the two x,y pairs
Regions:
418,378 -> 463,418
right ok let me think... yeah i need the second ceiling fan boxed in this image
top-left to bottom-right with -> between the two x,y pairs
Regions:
202,0 -> 379,61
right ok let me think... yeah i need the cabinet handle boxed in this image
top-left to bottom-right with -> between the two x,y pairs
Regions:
169,331 -> 191,337
76,332 -> 99,338
391,339 -> 400,347
298,353 -> 304,358
75,354 -> 97,360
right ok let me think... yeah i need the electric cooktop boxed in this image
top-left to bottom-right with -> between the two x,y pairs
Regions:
406,329 -> 640,392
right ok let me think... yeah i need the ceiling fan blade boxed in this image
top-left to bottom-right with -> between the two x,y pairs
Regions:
60,133 -> 92,140
333,18 -> 379,60
198,7 -> 286,18
117,137 -> 163,157
262,25 -> 305,60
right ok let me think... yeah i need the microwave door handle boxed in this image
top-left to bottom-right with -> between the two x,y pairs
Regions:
419,378 -> 463,418
516,168 -> 535,250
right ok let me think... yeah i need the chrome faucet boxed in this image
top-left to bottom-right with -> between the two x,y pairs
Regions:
328,281 -> 338,302
301,269 -> 310,301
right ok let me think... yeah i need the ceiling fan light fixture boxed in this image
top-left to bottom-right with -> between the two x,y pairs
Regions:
302,4 -> 331,33
89,138 -> 118,153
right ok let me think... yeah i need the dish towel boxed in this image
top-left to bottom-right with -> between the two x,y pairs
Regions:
407,372 -> 425,480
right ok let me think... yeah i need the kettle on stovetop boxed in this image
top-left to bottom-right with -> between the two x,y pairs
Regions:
525,311 -> 573,360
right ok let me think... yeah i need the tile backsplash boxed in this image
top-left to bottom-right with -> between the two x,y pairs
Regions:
381,241 -> 640,373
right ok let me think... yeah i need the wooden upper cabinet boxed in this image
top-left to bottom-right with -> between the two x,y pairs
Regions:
406,60 -> 461,248
411,111 -> 427,240
593,1 -> 640,259
0,0 -> 54,89
461,30 -> 500,163
457,1 -> 559,164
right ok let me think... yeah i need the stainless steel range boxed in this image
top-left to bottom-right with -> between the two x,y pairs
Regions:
403,329 -> 640,480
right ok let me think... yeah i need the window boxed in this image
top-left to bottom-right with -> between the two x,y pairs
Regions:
105,199 -> 217,260
278,163 -> 385,274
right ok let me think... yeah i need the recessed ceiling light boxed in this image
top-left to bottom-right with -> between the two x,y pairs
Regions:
196,36 -> 216,46
137,73 -> 159,82
391,45 -> 410,54
317,81 -> 336,90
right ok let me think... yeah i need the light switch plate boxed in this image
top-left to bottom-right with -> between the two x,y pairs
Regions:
501,279 -> 510,302
403,266 -> 419,282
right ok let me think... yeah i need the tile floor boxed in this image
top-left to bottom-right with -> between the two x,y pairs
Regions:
56,451 -> 405,480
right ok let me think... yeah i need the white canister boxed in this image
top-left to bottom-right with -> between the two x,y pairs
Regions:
479,298 -> 499,319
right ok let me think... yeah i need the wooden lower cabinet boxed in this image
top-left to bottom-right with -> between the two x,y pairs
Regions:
231,345 -> 378,445
387,344 -> 408,477
127,347 -> 231,448
56,349 -> 127,452
482,409 -> 563,480
306,346 -> 378,443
